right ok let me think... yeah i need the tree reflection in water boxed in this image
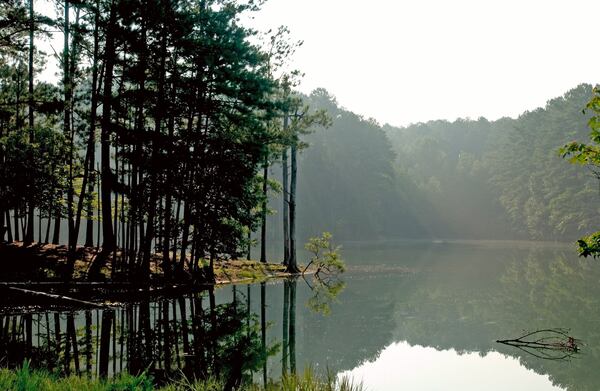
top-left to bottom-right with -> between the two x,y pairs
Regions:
0,275 -> 347,387
0,288 -> 275,389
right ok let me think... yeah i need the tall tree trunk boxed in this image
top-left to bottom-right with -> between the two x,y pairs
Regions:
88,1 -> 117,279
64,1 -> 80,279
14,69 -> 21,244
141,22 -> 167,278
287,144 -> 299,273
282,149 -> 289,265
24,0 -> 35,245
162,63 -> 178,280
52,210 -> 60,244
64,0 -> 74,261
85,0 -> 101,248
128,146 -> 138,275
260,156 -> 268,263
66,6 -> 84,279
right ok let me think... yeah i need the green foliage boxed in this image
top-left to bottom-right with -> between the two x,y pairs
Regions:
560,87 -> 600,166
0,361 -> 154,391
559,86 -> 600,257
575,231 -> 600,258
0,362 -> 364,391
304,232 -> 345,276
273,367 -> 363,391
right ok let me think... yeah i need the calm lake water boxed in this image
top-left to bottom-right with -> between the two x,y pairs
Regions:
1,241 -> 598,390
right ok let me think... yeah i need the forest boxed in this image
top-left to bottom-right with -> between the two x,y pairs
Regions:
276,84 -> 600,243
0,0 -> 329,283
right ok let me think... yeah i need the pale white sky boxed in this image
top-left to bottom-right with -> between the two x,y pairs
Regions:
37,0 -> 600,127
249,0 -> 600,126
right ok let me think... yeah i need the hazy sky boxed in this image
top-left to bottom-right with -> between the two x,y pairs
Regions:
36,0 -> 600,127
249,0 -> 600,126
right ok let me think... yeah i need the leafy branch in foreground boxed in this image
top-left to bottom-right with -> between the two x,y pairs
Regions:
560,86 -> 600,257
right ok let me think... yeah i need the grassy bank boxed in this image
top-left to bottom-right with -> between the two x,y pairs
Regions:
0,362 -> 362,391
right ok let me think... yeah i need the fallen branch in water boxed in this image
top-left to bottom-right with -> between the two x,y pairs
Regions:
497,328 -> 581,361
1,286 -> 111,309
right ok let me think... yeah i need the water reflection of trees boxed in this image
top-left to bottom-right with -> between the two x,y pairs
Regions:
0,288 -> 275,388
0,276 -> 349,386
391,247 -> 600,391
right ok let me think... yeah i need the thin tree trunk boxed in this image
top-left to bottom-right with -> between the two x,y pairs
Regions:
24,0 -> 35,245
141,23 -> 167,278
287,144 -> 299,273
179,201 -> 190,272
282,147 -> 289,266
162,66 -> 177,280
6,211 -> 12,242
88,1 -> 117,279
260,156 -> 268,263
64,0 -> 75,273
14,68 -> 21,244
14,207 -> 19,242
86,0 -> 101,248
52,209 -> 60,244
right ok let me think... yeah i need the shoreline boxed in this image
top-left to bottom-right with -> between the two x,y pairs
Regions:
0,241 -> 309,309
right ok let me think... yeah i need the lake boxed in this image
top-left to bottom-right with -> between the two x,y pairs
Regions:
0,241 -> 597,390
